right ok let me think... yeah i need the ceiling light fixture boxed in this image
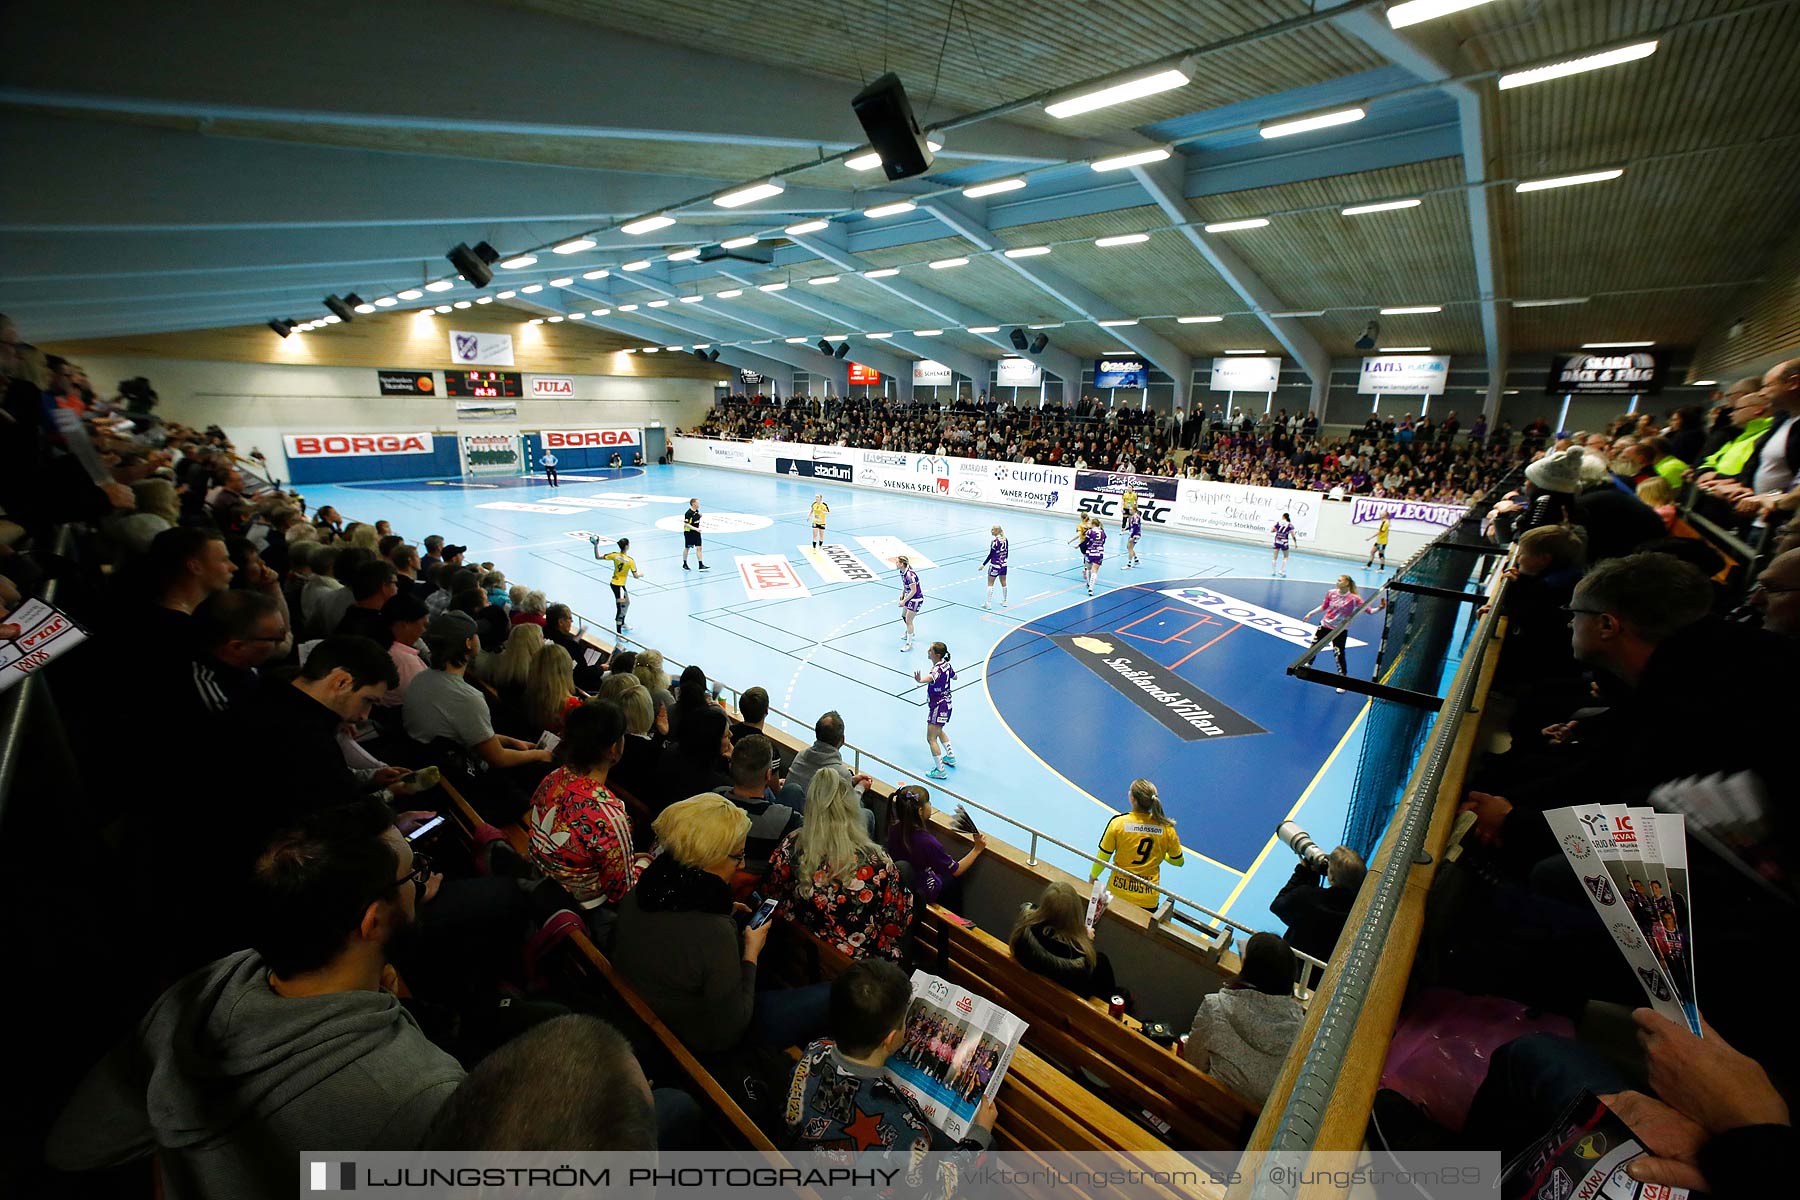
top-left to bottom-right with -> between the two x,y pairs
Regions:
760,282 -> 789,292
548,315 -> 563,322
666,249 -> 702,261
679,295 -> 704,303
785,337 -> 808,344
1177,315 -> 1224,323
864,201 -> 917,219
1003,246 -> 1051,258
1581,340 -> 1655,348
1381,345 -> 1432,352
1097,318 -> 1139,327
963,178 -> 1027,198
784,220 -> 829,236
495,290 -> 516,300
867,332 -> 893,339
548,277 -> 574,287
1029,323 -> 1062,330
529,318 -> 544,325
1046,69 -> 1189,119
1691,379 -> 1717,386
1204,218 -> 1270,233
424,280 -> 455,293
453,300 -> 472,309
397,289 -> 423,300
1516,168 -> 1624,193
810,275 -> 841,285
1342,198 -> 1422,216
928,257 -> 969,269
1512,296 -> 1589,307
567,312 -> 585,319
621,215 -> 676,235
641,346 -> 657,352
552,238 -> 596,255
1381,305 -> 1442,315
1386,0 -> 1501,29
592,308 -> 610,316
864,267 -> 901,279
713,180 -> 785,208
967,326 -> 1000,333
500,255 -> 538,270
618,304 -> 638,311
913,329 -> 943,336
844,151 -> 882,171
1500,40 -> 1657,89
580,269 -> 609,281
1260,107 -> 1364,139
1091,147 -> 1171,172
521,284 -> 544,294
720,236 -> 759,249
1095,233 -> 1150,247
715,289 -> 743,298
1270,310 -> 1325,318
622,260 -> 651,272
1224,349 -> 1267,355
353,301 -> 377,314
647,299 -> 669,307
374,296 -> 397,307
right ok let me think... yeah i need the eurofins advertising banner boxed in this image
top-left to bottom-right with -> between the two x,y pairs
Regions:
1176,479 -> 1323,540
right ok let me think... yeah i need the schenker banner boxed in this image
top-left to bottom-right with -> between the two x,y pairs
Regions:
1546,351 -> 1664,395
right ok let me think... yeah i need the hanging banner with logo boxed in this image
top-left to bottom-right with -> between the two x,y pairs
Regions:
376,369 -> 436,396
1074,469 -> 1177,525
996,357 -> 1042,387
283,431 -> 436,458
1545,352 -> 1664,395
1208,356 -> 1281,392
776,456 -> 855,483
528,375 -> 575,398
541,429 -> 641,451
1349,496 -> 1465,532
1357,354 -> 1449,395
847,363 -> 882,385
912,360 -> 953,386
448,330 -> 515,367
1175,479 -> 1323,540
1094,357 -> 1149,389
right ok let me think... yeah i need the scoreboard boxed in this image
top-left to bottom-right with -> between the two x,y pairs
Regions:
444,370 -> 522,398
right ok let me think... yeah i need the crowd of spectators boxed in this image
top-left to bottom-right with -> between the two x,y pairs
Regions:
6,308 -> 1793,1194
694,392 -> 1533,503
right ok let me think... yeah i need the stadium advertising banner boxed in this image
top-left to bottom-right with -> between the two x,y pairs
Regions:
975,463 -> 1077,513
996,357 -> 1042,388
1208,356 -> 1281,392
283,431 -> 436,458
775,455 -> 855,483
912,360 -> 954,386
376,369 -> 436,396
528,375 -> 575,398
447,329 -> 515,367
854,449 -> 948,496
847,362 -> 882,385
540,428 -> 641,450
1357,354 -> 1450,395
1546,351 -> 1664,395
1093,357 -> 1149,389
1074,469 -> 1178,525
1349,496 -> 1464,532
1176,479 -> 1323,540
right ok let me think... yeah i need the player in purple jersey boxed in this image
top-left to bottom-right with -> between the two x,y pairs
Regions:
896,555 -> 923,651
1122,510 -> 1143,570
914,641 -> 957,778
1271,512 -> 1295,576
982,525 -> 1009,609
1081,521 -> 1106,595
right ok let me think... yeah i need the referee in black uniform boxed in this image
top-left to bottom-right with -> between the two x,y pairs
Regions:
681,497 -> 710,570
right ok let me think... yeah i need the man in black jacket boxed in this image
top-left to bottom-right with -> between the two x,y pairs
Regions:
1270,847 -> 1365,964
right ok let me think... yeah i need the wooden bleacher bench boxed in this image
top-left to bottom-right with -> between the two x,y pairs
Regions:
914,906 -> 1258,1150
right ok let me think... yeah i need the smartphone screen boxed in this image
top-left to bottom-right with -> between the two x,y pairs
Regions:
405,815 -> 446,842
748,897 -> 779,929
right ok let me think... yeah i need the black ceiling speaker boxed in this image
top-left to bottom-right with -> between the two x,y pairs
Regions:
1030,333 -> 1049,355
851,72 -> 935,181
323,294 -> 356,322
1009,327 -> 1029,351
268,318 -> 295,338
834,341 -> 850,359
1355,320 -> 1380,351
708,349 -> 721,362
448,242 -> 499,288
693,349 -> 709,361
816,339 -> 833,356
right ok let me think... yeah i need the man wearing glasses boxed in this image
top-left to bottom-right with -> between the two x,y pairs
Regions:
49,798 -> 467,1196
187,589 -> 289,716
1750,548 -> 1800,638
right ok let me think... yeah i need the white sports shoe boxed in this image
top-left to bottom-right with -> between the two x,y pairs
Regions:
982,600 -> 990,609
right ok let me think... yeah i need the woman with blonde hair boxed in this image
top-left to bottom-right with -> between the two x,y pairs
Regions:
634,647 -> 676,716
1009,881 -> 1122,1000
767,770 -> 913,961
345,523 -> 380,552
606,677 -> 667,802
525,642 -> 582,736
1636,477 -> 1678,531
1090,779 -> 1184,910
1302,575 -> 1369,690
612,795 -> 830,1053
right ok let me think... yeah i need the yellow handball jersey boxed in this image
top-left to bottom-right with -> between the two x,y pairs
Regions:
811,500 -> 829,526
1374,517 -> 1390,545
601,551 -> 635,586
1096,814 -> 1184,908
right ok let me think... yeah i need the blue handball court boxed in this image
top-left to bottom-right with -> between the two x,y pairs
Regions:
311,462 -> 1387,930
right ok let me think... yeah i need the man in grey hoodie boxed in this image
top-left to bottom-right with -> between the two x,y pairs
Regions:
47,799 -> 465,1199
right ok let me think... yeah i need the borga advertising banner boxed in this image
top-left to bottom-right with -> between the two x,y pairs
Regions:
283,431 -> 436,458
541,429 -> 641,451
1357,354 -> 1449,395
1176,479 -> 1323,540
1349,496 -> 1466,532
448,329 -> 515,367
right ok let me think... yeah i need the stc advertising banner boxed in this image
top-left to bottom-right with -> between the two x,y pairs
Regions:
1176,479 -> 1323,541
1074,469 -> 1179,526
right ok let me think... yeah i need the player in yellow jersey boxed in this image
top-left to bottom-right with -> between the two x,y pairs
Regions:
591,535 -> 645,635
810,493 -> 830,549
1364,515 -> 1391,570
1090,779 -> 1183,910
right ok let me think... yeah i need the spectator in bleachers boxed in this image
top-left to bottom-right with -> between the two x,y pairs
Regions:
729,684 -> 772,743
526,700 -> 640,909
310,545 -> 373,638
633,648 -> 677,716
766,770 -> 913,962
510,588 -> 548,628
378,591 -> 431,706
421,562 -> 456,616
390,541 -> 423,595
424,1014 -> 696,1151
784,709 -> 853,802
545,602 -> 601,691
1636,477 -> 1678,530
49,799 -> 465,1196
420,533 -> 444,571
1184,932 -> 1303,1104
403,611 -> 554,772
283,539 -> 318,617
1750,549 -> 1800,637
1270,846 -> 1365,965
886,784 -> 984,908
1493,524 -> 1588,692
336,559 -> 399,643
612,795 -> 829,1054
524,642 -> 581,736
474,621 -> 543,731
187,589 -> 287,718
147,525 -> 235,624
669,663 -> 717,734
1008,881 -> 1121,1001
786,959 -> 996,1156
1692,384 -> 1772,499
714,734 -> 800,868
1573,455 -> 1667,564
109,477 -> 178,555
654,705 -> 733,813
606,677 -> 665,802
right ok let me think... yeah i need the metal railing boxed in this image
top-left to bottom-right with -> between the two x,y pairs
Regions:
1245,539 -> 1512,1192
570,617 -> 1331,981
0,528 -> 74,832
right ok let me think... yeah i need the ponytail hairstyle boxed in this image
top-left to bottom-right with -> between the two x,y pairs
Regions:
896,555 -> 910,569
928,641 -> 949,664
1128,778 -> 1167,825
891,784 -> 931,844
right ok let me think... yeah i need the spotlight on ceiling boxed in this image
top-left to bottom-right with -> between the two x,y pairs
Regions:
267,318 -> 296,338
1009,327 -> 1029,351
324,294 -> 356,323
835,341 -> 850,359
447,241 -> 501,288
1030,333 -> 1049,355
1355,320 -> 1380,351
